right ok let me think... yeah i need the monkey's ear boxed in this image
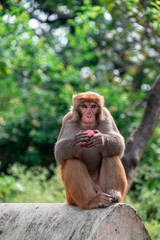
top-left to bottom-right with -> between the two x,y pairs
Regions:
72,95 -> 77,103
101,96 -> 105,107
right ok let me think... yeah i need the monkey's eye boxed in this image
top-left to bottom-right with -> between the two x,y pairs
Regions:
91,104 -> 97,108
82,104 -> 87,108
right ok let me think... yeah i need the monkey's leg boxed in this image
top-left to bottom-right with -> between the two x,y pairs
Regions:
99,156 -> 127,203
61,159 -> 112,209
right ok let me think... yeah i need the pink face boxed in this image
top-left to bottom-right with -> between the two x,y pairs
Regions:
79,102 -> 99,129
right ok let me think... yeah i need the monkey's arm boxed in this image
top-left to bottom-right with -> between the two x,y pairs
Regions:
87,130 -> 125,158
54,138 -> 82,165
100,131 -> 125,157
55,122 -> 89,165
97,108 -> 125,157
54,113 -> 81,165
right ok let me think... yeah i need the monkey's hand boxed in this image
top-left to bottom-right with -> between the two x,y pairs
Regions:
87,130 -> 104,148
75,130 -> 92,147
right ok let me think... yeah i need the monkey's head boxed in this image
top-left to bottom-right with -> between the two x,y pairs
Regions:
72,92 -> 105,129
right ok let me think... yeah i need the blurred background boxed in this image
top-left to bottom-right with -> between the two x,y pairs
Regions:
0,0 -> 160,238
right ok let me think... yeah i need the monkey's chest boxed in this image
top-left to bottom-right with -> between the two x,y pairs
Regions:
81,148 -> 102,171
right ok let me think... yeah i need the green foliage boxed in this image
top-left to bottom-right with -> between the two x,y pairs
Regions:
126,195 -> 160,240
0,1 -> 75,170
145,220 -> 160,240
0,164 -> 66,203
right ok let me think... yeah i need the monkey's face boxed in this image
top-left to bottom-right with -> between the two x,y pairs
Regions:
78,102 -> 99,129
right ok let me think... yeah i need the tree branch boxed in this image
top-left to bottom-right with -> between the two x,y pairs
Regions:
122,74 -> 160,190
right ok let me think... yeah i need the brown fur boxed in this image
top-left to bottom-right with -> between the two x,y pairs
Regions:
72,91 -> 105,108
54,92 -> 127,209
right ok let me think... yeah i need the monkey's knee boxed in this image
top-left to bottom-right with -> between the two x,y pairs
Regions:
62,159 -> 83,172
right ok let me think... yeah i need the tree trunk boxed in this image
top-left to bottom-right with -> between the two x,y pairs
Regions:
122,74 -> 160,189
0,203 -> 151,240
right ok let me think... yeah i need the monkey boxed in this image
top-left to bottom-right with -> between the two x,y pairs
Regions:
54,91 -> 127,209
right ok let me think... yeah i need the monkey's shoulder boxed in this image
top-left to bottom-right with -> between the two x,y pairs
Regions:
97,108 -> 120,133
63,111 -> 72,121
102,107 -> 113,118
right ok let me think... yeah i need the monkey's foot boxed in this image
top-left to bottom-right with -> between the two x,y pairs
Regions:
98,192 -> 113,207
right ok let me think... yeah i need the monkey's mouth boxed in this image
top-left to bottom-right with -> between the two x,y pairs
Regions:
84,122 -> 94,127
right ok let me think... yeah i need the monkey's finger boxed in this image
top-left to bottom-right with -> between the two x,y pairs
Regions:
100,201 -> 112,207
76,135 -> 90,140
75,133 -> 90,140
87,140 -> 101,147
88,138 -> 102,146
75,132 -> 88,139
76,141 -> 88,147
100,197 -> 113,203
94,130 -> 100,133
99,198 -> 112,206
98,193 -> 113,207
76,131 -> 88,136
86,138 -> 95,144
76,141 -> 89,147
101,193 -> 113,198
100,198 -> 112,206
99,202 -> 110,207
76,136 -> 91,143
100,193 -> 114,200
101,202 -> 111,207
87,139 -> 95,146
100,194 -> 113,200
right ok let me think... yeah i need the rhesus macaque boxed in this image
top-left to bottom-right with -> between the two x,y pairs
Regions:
54,92 -> 127,209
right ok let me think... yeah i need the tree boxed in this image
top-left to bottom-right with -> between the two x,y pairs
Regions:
0,203 -> 151,240
122,75 -> 160,190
